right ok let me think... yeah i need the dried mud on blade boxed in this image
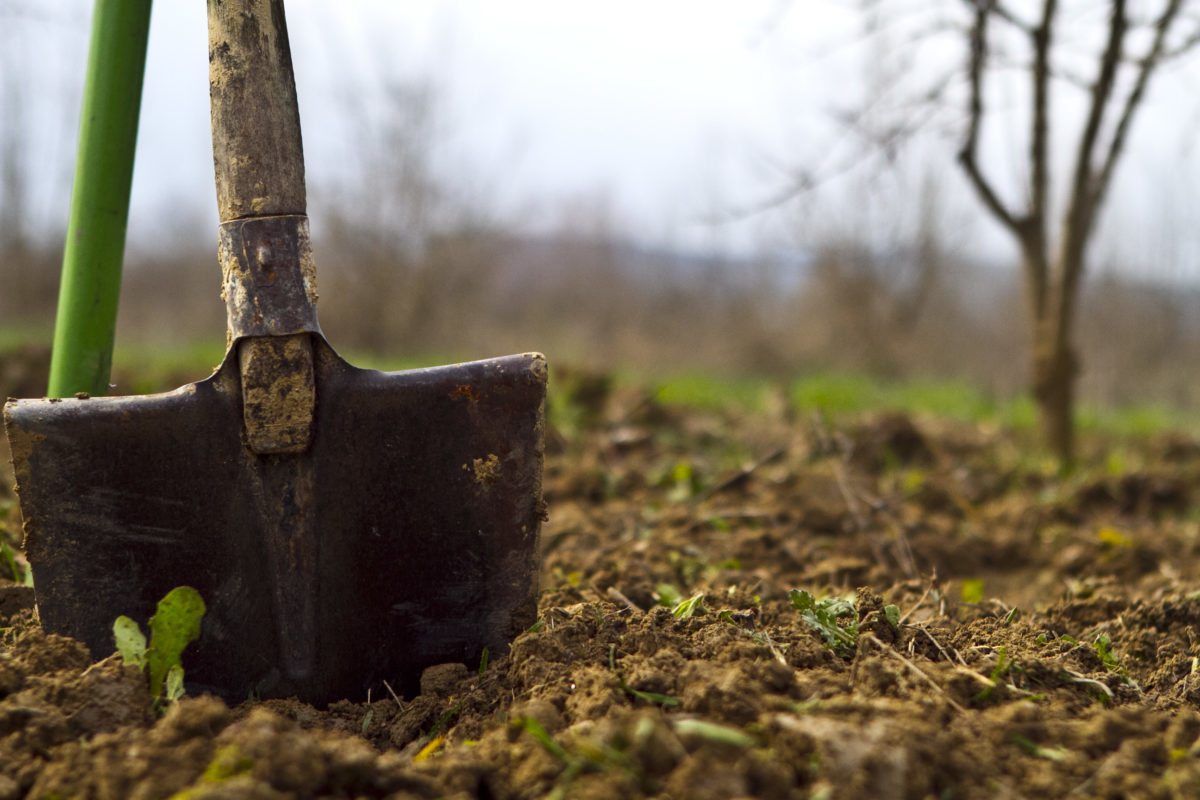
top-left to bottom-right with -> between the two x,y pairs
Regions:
5,343 -> 545,704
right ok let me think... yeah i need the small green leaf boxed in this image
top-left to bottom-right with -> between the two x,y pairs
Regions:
961,579 -> 985,604
672,718 -> 756,748
672,592 -> 706,619
146,586 -> 206,698
113,615 -> 147,668
884,604 -> 900,629
165,664 -> 186,702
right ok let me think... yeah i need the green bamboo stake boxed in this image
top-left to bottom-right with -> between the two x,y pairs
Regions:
47,0 -> 153,398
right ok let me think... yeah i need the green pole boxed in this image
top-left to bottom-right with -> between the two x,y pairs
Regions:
47,0 -> 152,398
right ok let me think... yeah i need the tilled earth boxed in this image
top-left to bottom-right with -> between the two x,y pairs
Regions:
5,359 -> 1200,798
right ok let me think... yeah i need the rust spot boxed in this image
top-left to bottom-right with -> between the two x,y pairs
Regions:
451,384 -> 481,402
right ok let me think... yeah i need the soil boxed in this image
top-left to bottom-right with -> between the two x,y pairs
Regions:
6,357 -> 1200,798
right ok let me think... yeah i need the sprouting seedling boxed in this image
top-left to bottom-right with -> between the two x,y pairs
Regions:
654,583 -> 707,619
113,586 -> 206,704
672,592 -> 706,619
1092,633 -> 1124,674
790,589 -> 858,656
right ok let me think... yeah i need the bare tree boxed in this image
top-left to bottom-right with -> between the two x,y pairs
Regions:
955,0 -> 1195,462
793,1 -> 1200,462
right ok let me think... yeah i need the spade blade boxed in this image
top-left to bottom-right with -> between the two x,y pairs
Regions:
4,340 -> 546,705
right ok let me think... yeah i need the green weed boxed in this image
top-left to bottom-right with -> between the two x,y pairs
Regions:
113,586 -> 206,706
790,589 -> 858,656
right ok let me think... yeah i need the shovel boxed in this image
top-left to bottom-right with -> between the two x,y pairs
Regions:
3,0 -> 546,706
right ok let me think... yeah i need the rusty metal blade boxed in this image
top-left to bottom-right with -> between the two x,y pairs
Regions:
4,339 -> 545,705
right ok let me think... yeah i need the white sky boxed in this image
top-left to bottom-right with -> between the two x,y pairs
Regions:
126,1 -> 857,253
8,1 -> 1200,276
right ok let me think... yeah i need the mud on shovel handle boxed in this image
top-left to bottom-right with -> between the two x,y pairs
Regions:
208,0 -> 319,454
48,0 -> 152,398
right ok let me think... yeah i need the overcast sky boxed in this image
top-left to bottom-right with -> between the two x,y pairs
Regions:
125,1 -> 859,253
7,2 -> 1200,276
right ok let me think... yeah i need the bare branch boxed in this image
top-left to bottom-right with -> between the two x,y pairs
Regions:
1057,0 -> 1126,269
1029,0 -> 1057,230
1161,23 -> 1200,61
1094,0 -> 1186,208
989,1 -> 1035,34
957,2 -> 1023,235
960,0 -> 1035,34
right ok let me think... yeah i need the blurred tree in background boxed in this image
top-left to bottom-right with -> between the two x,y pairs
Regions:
833,0 -> 1200,463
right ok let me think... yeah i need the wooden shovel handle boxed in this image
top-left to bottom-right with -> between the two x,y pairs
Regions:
208,0 -> 306,221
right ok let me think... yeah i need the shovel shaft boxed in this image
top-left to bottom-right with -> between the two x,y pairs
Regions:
209,0 -> 316,455
48,0 -> 152,398
208,0 -> 306,221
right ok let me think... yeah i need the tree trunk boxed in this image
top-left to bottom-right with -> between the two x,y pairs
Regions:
1032,333 -> 1077,466
1018,237 -> 1079,465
